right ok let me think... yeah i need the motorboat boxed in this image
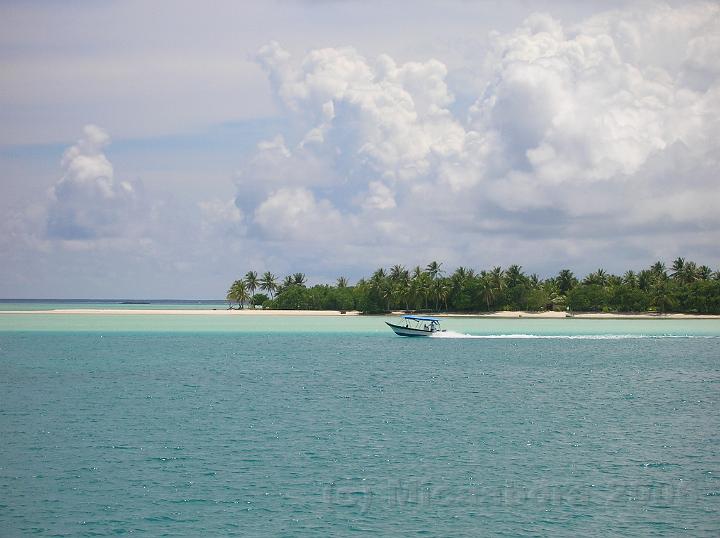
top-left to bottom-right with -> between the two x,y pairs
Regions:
386,315 -> 444,337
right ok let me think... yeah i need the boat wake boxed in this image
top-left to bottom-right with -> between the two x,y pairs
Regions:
430,331 -> 487,339
430,331 -> 715,339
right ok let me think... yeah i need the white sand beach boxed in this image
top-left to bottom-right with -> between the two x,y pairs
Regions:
2,309 -> 718,319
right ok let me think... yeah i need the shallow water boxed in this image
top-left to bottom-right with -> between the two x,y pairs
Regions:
2,311 -> 720,337
1,314 -> 719,536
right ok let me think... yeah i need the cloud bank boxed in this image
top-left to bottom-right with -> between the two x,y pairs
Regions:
232,2 -> 719,275
4,1 -> 719,299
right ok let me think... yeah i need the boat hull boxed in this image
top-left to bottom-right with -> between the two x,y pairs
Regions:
385,321 -> 435,337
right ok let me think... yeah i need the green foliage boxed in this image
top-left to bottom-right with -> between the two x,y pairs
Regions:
270,285 -> 312,310
682,280 -> 720,313
251,293 -> 269,307
609,286 -> 649,312
353,279 -> 387,314
555,269 -> 577,294
231,259 -> 720,314
568,284 -> 608,312
526,288 -> 550,311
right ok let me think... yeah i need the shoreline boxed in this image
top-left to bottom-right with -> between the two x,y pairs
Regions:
1,308 -> 718,319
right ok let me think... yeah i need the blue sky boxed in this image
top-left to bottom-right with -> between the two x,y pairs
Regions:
1,0 -> 718,298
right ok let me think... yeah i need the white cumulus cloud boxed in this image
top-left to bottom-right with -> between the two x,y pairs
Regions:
46,125 -> 140,240
253,187 -> 346,242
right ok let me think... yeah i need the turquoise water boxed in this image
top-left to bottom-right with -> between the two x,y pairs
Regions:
1,315 -> 719,536
0,300 -> 227,311
2,312 -> 720,336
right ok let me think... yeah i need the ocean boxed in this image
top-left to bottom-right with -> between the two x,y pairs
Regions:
1,307 -> 719,536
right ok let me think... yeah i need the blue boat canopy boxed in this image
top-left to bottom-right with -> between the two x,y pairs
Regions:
403,315 -> 440,322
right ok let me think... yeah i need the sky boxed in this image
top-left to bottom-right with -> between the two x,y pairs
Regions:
1,0 -> 718,299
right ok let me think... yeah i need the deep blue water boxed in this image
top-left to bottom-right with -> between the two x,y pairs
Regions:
1,332 -> 719,536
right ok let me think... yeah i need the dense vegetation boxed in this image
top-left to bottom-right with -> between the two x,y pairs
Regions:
227,258 -> 720,314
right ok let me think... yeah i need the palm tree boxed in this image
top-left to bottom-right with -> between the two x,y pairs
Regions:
412,270 -> 432,309
679,261 -> 698,284
389,282 -> 404,310
371,267 -> 386,283
490,266 -> 504,291
698,265 -> 713,280
425,261 -> 443,280
670,257 -> 685,279
407,268 -> 422,309
452,266 -> 469,283
504,265 -> 525,288
651,280 -> 676,314
368,268 -> 389,309
556,269 -> 577,294
382,285 -> 394,311
432,279 -> 450,311
486,266 -> 504,305
449,267 -> 472,310
336,276 -> 349,288
637,269 -> 653,291
651,261 -> 667,280
388,266 -> 409,310
477,276 -> 495,311
623,270 -> 638,288
389,264 -> 406,282
226,279 -> 249,309
244,271 -> 258,302
281,275 -> 295,292
260,271 -> 278,299
226,280 -> 239,309
293,273 -> 307,287
584,268 -> 608,287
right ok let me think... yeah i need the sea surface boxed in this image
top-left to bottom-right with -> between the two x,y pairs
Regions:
1,308 -> 719,536
0,299 -> 228,311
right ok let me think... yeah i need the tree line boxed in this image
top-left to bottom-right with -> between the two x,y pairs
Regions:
226,258 -> 720,314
